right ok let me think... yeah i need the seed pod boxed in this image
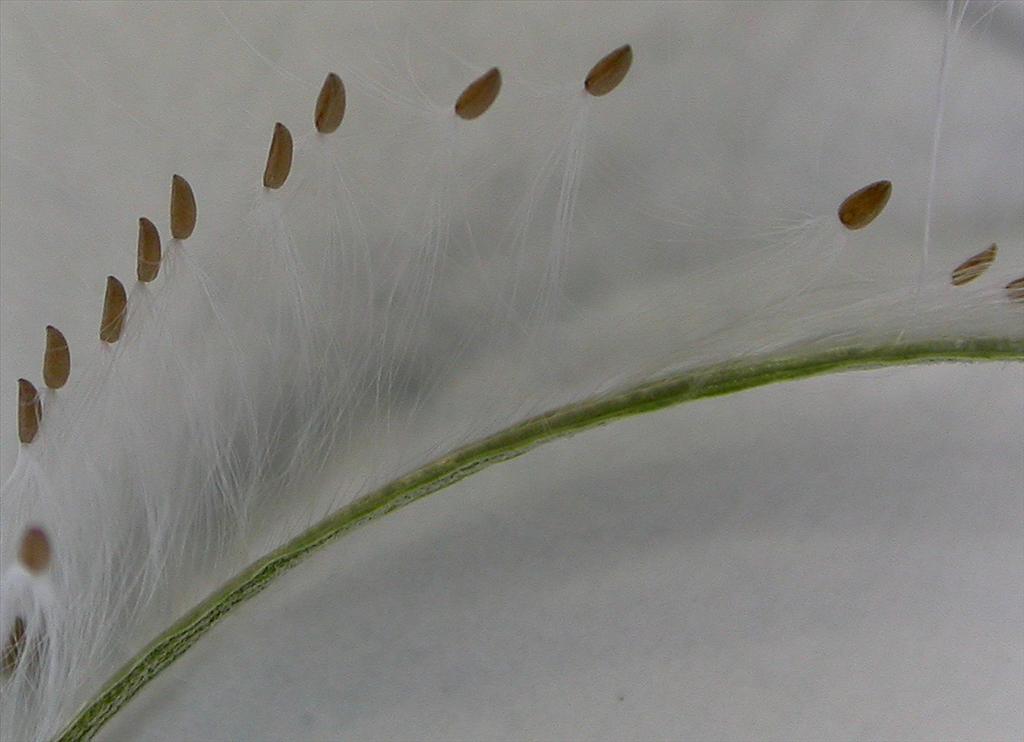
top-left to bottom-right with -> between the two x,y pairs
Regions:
315,73 -> 346,133
43,325 -> 70,389
584,45 -> 633,97
137,217 -> 162,283
263,122 -> 293,189
18,526 -> 51,575
1007,276 -> 1024,303
837,180 -> 892,230
455,67 -> 501,121
100,276 -> 127,344
17,379 -> 41,444
170,174 -> 197,240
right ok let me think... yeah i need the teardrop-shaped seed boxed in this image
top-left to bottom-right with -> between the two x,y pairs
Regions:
99,276 -> 127,344
18,526 -> 51,575
837,180 -> 892,230
263,122 -> 293,189
584,45 -> 633,97
43,326 -> 70,389
17,379 -> 40,444
315,73 -> 346,133
170,174 -> 196,240
1007,276 -> 1024,303
137,217 -> 162,283
455,67 -> 501,121
951,244 -> 997,286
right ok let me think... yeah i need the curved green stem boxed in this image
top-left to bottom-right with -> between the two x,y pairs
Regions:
56,337 -> 1024,741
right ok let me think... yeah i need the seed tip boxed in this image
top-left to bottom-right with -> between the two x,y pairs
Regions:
100,275 -> 127,344
951,243 -> 997,286
263,122 -> 294,189
17,378 -> 41,444
315,72 -> 346,133
170,174 -> 197,240
19,526 -> 51,575
455,67 -> 502,121
137,216 -> 162,283
1006,276 -> 1024,303
43,325 -> 70,389
584,44 -> 633,97
837,180 -> 892,230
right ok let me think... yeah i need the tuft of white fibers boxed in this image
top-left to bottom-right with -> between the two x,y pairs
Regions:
1,1 -> 1022,740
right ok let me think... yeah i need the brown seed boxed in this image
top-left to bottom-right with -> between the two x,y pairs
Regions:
17,379 -> 41,445
43,326 -> 70,389
454,67 -> 501,121
951,244 -> 997,286
18,526 -> 51,575
100,276 -> 127,344
170,174 -> 197,240
584,45 -> 633,97
137,217 -> 162,283
1007,276 -> 1024,303
315,72 -> 346,133
1,616 -> 26,675
837,180 -> 892,230
263,122 -> 293,189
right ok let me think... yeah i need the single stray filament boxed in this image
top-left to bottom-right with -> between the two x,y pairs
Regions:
315,73 -> 346,133
136,217 -> 162,283
17,378 -> 40,445
170,175 -> 197,240
584,45 -> 633,97
263,122 -> 294,189
837,180 -> 892,230
454,67 -> 502,120
99,276 -> 127,344
43,325 -> 70,389
18,526 -> 51,575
